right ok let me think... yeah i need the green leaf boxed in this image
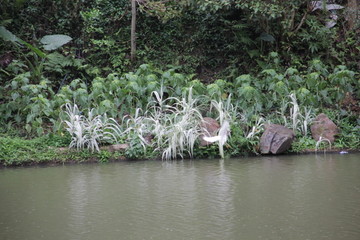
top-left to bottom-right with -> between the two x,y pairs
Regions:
14,114 -> 21,123
11,92 -> 20,101
40,35 -> 72,51
262,69 -> 277,77
100,99 -> 112,108
36,126 -> 44,136
22,41 -> 46,58
235,74 -> 252,86
25,124 -> 32,133
11,80 -> 18,89
0,26 -> 20,43
26,114 -> 34,123
46,52 -> 73,67
36,117 -> 43,124
259,32 -> 275,42
0,26 -> 46,58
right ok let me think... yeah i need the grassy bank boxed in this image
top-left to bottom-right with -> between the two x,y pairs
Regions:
0,134 -> 125,167
0,63 -> 359,166
1,117 -> 359,167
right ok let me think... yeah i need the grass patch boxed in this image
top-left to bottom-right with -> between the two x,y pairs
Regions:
0,134 -> 124,167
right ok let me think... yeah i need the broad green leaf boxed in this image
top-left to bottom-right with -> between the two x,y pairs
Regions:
235,74 -> 251,86
146,74 -> 157,82
36,126 -> 44,136
11,80 -> 18,89
40,34 -> 72,50
259,32 -> 275,42
14,114 -> 21,123
36,117 -> 43,124
0,26 -> 20,43
262,69 -> 277,77
11,92 -> 20,100
100,99 -> 112,108
26,114 -> 34,123
285,67 -> 299,76
25,124 -> 32,133
0,26 -> 46,58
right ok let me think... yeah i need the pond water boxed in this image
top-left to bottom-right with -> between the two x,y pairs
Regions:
1,153 -> 360,240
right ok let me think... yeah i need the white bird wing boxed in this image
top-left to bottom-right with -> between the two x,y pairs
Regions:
203,120 -> 230,158
203,135 -> 221,143
203,120 -> 230,144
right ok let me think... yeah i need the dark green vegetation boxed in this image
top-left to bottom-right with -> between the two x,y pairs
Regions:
1,0 -> 359,166
0,133 -> 125,166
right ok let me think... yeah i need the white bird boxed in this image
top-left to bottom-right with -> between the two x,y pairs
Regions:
203,120 -> 230,158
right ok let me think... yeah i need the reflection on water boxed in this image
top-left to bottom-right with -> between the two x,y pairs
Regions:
1,153 -> 360,240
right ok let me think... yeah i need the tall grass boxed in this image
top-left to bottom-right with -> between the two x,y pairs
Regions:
209,95 -> 235,125
278,93 -> 314,135
62,103 -> 121,152
205,96 -> 236,158
315,136 -> 332,152
109,87 -> 205,160
245,117 -> 265,140
148,88 -> 204,160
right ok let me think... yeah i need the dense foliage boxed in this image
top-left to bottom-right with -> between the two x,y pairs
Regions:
0,0 -> 359,164
2,0 -> 359,76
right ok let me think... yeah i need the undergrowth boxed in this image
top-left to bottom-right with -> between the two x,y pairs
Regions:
0,135 -> 122,167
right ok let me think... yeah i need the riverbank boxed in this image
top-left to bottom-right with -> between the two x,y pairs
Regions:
1,134 -> 359,168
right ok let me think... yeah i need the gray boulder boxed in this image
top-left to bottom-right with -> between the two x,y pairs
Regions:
101,144 -> 129,152
260,124 -> 295,154
311,113 -> 339,143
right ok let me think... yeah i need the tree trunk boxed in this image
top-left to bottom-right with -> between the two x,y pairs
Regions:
347,0 -> 358,30
131,0 -> 136,61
